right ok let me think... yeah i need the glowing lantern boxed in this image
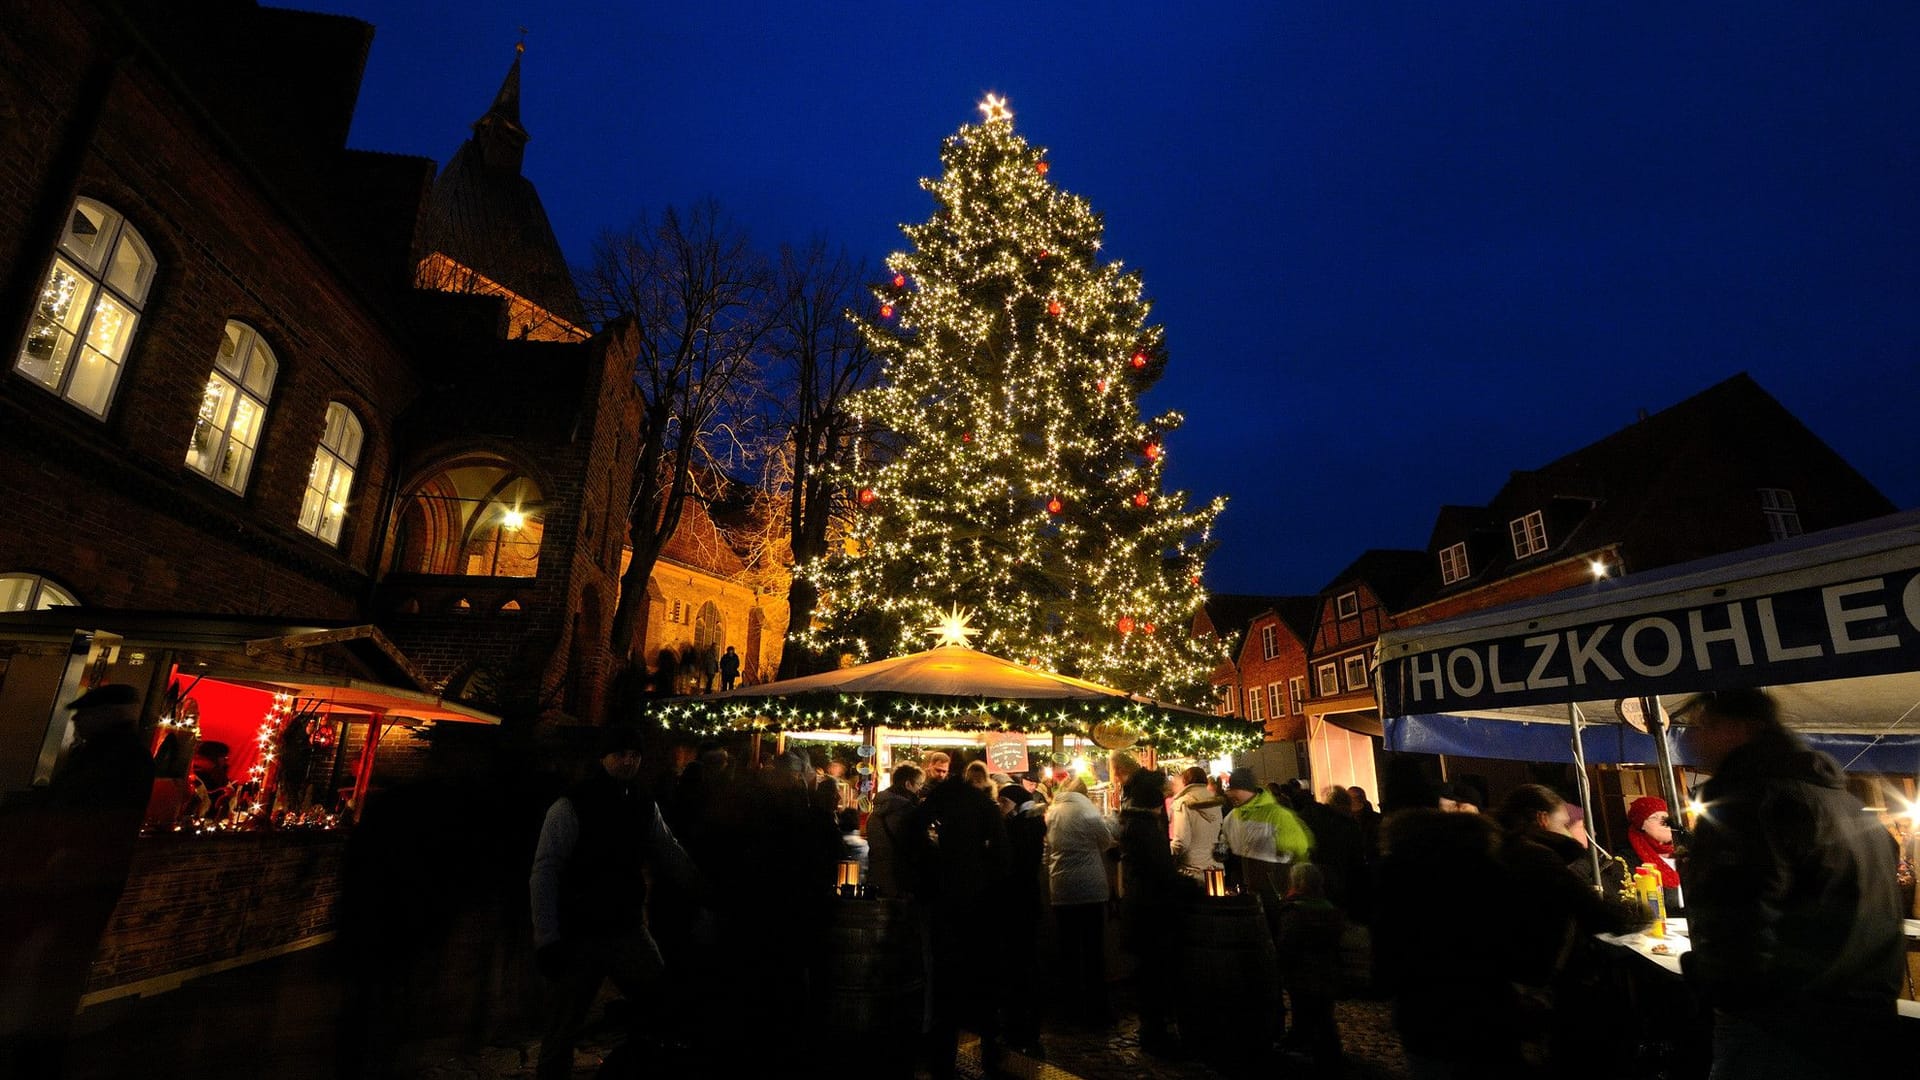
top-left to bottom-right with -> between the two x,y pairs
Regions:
1203,867 -> 1229,897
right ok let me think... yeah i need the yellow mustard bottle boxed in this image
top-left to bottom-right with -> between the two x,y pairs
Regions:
1636,864 -> 1667,938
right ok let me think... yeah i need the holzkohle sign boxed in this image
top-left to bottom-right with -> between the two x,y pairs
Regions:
1379,567 -> 1920,717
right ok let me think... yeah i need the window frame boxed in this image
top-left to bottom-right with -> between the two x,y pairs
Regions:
1510,511 -> 1548,558
1245,685 -> 1264,722
1344,653 -> 1370,691
1289,675 -> 1306,713
1267,681 -> 1285,718
13,197 -> 155,417
1,572 -> 81,612
1439,541 -> 1470,585
297,402 -> 364,546
1759,488 -> 1802,541
185,321 -> 277,493
1259,624 -> 1279,660
1316,662 -> 1340,697
1335,591 -> 1359,620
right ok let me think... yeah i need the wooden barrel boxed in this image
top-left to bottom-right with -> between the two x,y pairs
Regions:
1177,894 -> 1279,1069
823,897 -> 925,1072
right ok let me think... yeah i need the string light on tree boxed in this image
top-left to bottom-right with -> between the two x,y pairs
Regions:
799,93 -> 1228,706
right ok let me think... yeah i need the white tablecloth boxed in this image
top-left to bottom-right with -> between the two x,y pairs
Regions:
1598,917 -> 1920,1019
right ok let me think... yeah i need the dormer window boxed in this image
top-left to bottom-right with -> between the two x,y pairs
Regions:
1510,511 -> 1548,558
1759,488 -> 1801,541
1335,591 -> 1359,620
1439,542 -> 1470,584
1260,624 -> 1279,660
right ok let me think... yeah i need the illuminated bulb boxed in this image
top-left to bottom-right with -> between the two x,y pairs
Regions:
978,93 -> 1013,123
502,509 -> 526,530
1590,559 -> 1609,579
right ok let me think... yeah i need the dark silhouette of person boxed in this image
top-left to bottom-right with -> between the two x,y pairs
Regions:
996,783 -> 1047,1056
1114,768 -> 1196,1057
718,645 -> 741,691
0,683 -> 154,1078
909,761 -> 1010,1078
529,726 -> 702,1080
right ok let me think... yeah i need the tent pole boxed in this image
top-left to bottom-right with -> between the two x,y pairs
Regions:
1568,702 -> 1603,891
1642,694 -> 1687,850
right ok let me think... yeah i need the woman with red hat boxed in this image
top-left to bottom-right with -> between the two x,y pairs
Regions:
1626,795 -> 1681,913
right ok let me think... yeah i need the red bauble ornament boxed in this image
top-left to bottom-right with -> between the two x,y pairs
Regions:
1116,616 -> 1136,635
1130,351 -> 1148,369
879,304 -> 894,318
1132,491 -> 1150,508
1047,300 -> 1062,317
1038,249 -> 1049,259
1144,442 -> 1161,461
1095,379 -> 1108,393
1190,574 -> 1202,587
961,431 -> 973,443
1036,161 -> 1050,175
1046,496 -> 1063,515
892,273 -> 906,289
1142,622 -> 1156,634
857,488 -> 876,506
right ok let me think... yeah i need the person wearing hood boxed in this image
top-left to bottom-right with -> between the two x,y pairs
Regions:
1677,688 -> 1904,1078
1625,795 -> 1681,914
1168,765 -> 1226,880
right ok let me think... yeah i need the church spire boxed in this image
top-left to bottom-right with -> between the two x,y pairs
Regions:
472,42 -> 528,173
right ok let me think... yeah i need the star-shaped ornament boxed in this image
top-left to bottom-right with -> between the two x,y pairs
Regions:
925,605 -> 982,648
978,93 -> 1013,124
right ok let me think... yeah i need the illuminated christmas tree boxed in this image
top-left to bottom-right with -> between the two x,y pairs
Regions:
804,95 -> 1227,703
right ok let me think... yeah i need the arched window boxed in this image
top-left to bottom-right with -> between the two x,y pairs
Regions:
185,321 -> 276,492
14,198 -> 155,417
298,403 -> 364,545
392,459 -> 544,577
0,573 -> 80,612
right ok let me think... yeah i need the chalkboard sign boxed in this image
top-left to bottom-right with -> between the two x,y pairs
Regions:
984,733 -> 1029,774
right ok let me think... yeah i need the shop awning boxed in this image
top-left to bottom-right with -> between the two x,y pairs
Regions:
201,671 -> 500,725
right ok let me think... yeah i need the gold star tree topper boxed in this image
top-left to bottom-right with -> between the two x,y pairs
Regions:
978,93 -> 1013,124
925,605 -> 982,648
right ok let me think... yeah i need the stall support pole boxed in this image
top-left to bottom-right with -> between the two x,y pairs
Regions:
1568,703 -> 1604,891
749,732 -> 763,768
351,709 -> 386,824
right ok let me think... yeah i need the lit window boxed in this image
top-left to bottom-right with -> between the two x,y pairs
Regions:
1510,511 -> 1548,558
185,322 -> 276,492
1316,662 -> 1340,697
1439,542 -> 1470,584
1759,488 -> 1801,541
1260,624 -> 1279,660
1246,686 -> 1264,722
298,403 -> 363,545
1268,682 -> 1285,718
0,573 -> 80,612
14,198 -> 155,417
1289,676 -> 1305,713
1344,654 -> 1369,690
1335,591 -> 1359,620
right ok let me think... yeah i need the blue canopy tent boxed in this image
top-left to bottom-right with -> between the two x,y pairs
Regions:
1374,509 -> 1920,880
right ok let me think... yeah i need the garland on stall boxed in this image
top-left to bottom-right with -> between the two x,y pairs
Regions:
648,691 -> 1262,758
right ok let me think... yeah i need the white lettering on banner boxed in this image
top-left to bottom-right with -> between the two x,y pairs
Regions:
1823,579 -> 1900,655
1525,634 -> 1568,690
1688,603 -> 1754,671
1446,648 -> 1485,698
1622,617 -> 1684,677
1566,624 -> 1623,685
1410,652 -> 1444,703
1906,574 -> 1920,633
1487,644 -> 1526,693
1757,597 -> 1822,662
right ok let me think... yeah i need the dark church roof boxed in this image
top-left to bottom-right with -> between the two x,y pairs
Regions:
413,48 -> 588,328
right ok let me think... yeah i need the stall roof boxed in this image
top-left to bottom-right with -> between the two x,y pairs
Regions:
202,671 -> 500,725
1374,509 -> 1920,769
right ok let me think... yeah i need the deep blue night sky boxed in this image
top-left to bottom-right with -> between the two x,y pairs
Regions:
303,1 -> 1920,595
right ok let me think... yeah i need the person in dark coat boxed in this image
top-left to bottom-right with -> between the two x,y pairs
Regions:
718,645 -> 741,691
0,683 -> 155,1079
1372,808 -> 1527,1078
528,727 -> 702,1080
1278,863 -> 1346,1077
1116,768 -> 1196,1057
997,783 -> 1048,1055
864,763 -> 925,899
1678,688 -> 1905,1079
1299,786 -> 1367,919
909,764 -> 1009,1078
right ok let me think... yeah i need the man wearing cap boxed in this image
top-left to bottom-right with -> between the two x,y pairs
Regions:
529,726 -> 701,1080
1,683 -> 154,1076
1678,687 -> 1903,1078
1221,766 -> 1314,1042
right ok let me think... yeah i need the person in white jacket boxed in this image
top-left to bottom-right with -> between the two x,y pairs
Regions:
1045,778 -> 1114,1025
1168,765 -> 1226,879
